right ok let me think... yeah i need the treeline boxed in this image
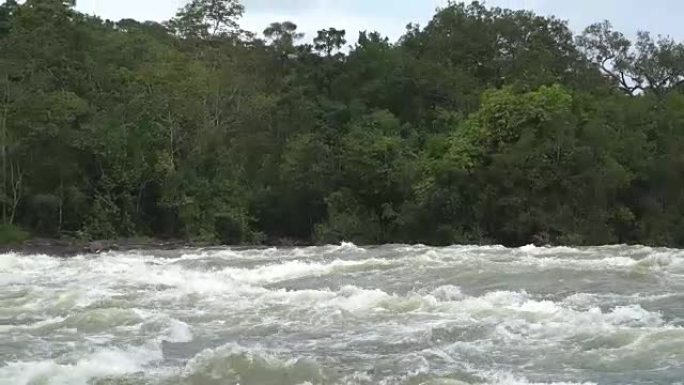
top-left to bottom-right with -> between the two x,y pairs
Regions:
1,0 -> 684,246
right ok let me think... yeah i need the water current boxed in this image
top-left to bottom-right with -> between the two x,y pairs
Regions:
1,243 -> 683,384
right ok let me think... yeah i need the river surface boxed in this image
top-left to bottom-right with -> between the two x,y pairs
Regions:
1,244 -> 684,385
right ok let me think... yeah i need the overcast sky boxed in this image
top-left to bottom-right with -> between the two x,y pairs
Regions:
73,0 -> 684,43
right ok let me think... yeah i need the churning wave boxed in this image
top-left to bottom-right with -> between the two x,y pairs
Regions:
1,243 -> 683,384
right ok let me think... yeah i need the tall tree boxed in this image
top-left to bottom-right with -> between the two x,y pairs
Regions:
168,0 -> 244,39
2,0 -> 684,248
578,21 -> 684,96
314,28 -> 346,57
263,21 -> 303,54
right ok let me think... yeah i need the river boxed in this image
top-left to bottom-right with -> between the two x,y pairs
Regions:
1,244 -> 683,385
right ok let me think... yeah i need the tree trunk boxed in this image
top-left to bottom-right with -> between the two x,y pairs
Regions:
1,75 -> 10,225
9,162 -> 22,225
215,84 -> 221,130
167,110 -> 175,165
58,178 -> 64,234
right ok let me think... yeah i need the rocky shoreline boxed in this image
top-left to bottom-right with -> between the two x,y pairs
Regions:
0,238 -> 203,257
0,237 -> 313,257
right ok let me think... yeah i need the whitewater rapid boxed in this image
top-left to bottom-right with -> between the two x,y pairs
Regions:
1,244 -> 683,385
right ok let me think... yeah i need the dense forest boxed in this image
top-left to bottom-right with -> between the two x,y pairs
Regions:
1,0 -> 684,247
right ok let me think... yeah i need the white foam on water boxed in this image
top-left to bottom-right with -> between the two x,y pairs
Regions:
63,253 -> 260,297
482,371 -> 597,385
2,245 -> 679,314
327,241 -> 367,253
0,342 -> 162,385
395,244 -> 430,252
0,252 -> 60,272
180,342 -> 325,385
6,316 -> 67,331
446,291 -> 665,330
519,244 -> 545,253
261,285 -> 394,313
518,244 -> 585,255
603,305 -> 664,326
516,255 -> 638,270
164,318 -> 193,343
329,285 -> 395,312
139,264 -> 251,294
388,245 -> 683,274
430,285 -> 466,301
0,252 -> 62,285
220,258 -> 392,285
243,284 -> 669,343
3,252 -> 395,304
2,245 -> 683,384
409,244 -> 680,275
635,251 -> 684,274
178,248 -> 242,260
562,292 -> 678,309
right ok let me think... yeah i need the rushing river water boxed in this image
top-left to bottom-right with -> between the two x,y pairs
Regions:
1,244 -> 684,385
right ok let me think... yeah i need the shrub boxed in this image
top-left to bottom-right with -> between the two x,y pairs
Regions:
0,224 -> 30,245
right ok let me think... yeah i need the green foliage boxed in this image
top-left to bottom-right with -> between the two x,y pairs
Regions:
1,0 -> 684,247
263,21 -> 303,54
314,28 -> 346,57
578,21 -> 684,95
168,0 -> 244,39
314,190 -> 382,244
0,224 -> 28,245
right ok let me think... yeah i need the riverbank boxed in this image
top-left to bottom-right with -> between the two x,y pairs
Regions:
0,237 -> 316,257
0,238 -> 203,257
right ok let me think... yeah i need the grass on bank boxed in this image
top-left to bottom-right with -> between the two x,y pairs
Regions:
0,224 -> 30,245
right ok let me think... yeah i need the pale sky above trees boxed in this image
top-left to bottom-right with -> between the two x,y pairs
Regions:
75,0 -> 684,43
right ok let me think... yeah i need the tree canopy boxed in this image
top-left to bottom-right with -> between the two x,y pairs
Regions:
2,0 -> 684,247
